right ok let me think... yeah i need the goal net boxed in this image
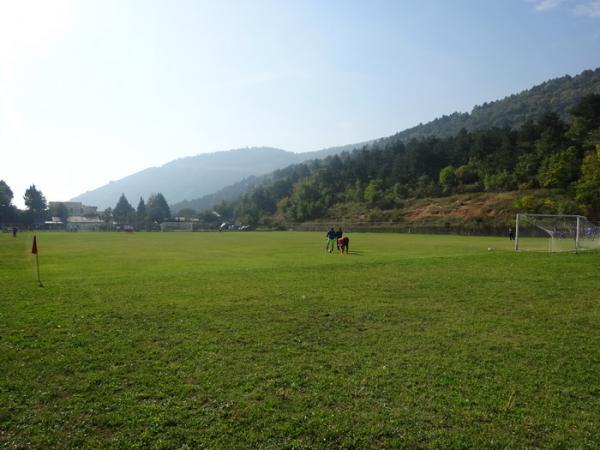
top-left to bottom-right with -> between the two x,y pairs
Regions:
515,213 -> 600,252
160,221 -> 194,232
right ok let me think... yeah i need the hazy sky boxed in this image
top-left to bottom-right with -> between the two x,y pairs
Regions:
1,0 -> 600,208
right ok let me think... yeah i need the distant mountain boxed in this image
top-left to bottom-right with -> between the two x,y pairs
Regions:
71,144 -> 368,210
392,68 -> 600,142
171,175 -> 266,214
71,147 -> 290,209
170,141 -> 370,213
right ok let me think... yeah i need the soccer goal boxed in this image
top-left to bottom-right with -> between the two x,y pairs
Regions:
515,213 -> 600,252
160,221 -> 194,232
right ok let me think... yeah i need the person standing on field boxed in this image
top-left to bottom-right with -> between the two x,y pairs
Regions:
326,227 -> 337,253
508,227 -> 515,240
335,228 -> 343,250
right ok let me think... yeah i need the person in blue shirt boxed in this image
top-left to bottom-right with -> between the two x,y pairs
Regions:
326,227 -> 337,253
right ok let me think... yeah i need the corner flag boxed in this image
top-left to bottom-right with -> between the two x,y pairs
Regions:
32,235 -> 43,287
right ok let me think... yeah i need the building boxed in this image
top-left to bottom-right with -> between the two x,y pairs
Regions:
47,201 -> 103,231
48,201 -> 98,216
44,217 -> 65,231
66,216 -> 103,231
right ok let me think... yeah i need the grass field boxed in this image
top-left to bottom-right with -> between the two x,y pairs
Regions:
1,231 -> 600,448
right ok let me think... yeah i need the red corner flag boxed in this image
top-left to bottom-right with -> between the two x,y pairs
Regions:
32,235 -> 43,287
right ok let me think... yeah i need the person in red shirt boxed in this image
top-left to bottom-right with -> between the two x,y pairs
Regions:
337,236 -> 349,254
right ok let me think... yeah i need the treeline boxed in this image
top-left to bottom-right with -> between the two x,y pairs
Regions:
0,184 -> 172,230
103,193 -> 171,230
394,68 -> 600,142
0,184 -> 49,228
206,94 -> 600,225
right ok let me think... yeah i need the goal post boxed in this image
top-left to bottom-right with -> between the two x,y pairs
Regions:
515,213 -> 520,251
160,221 -> 194,232
514,213 -> 600,252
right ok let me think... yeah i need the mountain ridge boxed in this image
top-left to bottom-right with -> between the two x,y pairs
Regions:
73,67 -> 600,211
392,68 -> 600,142
71,142 -> 371,210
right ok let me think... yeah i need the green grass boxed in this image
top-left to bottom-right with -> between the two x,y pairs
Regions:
1,231 -> 600,448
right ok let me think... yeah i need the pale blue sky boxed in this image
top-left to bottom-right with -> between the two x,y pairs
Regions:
1,0 -> 599,207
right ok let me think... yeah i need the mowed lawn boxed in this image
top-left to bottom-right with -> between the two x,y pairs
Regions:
1,231 -> 599,448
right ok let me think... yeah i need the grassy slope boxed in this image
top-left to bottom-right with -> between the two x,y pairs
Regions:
328,191 -> 569,228
1,232 -> 599,448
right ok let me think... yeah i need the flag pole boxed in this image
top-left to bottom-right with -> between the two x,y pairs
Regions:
32,235 -> 43,287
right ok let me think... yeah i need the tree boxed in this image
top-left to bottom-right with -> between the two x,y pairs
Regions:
412,175 -> 438,198
113,194 -> 135,224
483,171 -> 515,192
576,145 -> 600,217
0,180 -> 13,209
214,201 -> 235,221
247,186 -> 276,215
135,197 -> 147,229
146,193 -> 171,223
136,197 -> 146,218
286,180 -> 325,222
344,180 -> 364,203
438,165 -> 457,194
177,208 -> 196,219
514,153 -> 542,189
238,203 -> 260,225
197,209 -> 220,224
571,94 -> 600,131
455,163 -> 480,189
364,179 -> 385,205
102,208 -> 113,230
0,180 -> 17,224
48,202 -> 69,223
537,146 -> 580,189
23,185 -> 47,227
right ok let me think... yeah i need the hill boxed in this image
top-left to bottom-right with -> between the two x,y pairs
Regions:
207,92 -> 600,228
72,142 -> 370,210
171,175 -> 265,215
174,68 -> 600,215
391,68 -> 600,142
71,147 -> 296,210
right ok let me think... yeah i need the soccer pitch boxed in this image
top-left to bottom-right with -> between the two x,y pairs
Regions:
1,231 -> 599,448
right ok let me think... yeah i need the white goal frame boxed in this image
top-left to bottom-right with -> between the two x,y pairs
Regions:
160,221 -> 194,232
515,213 -> 600,252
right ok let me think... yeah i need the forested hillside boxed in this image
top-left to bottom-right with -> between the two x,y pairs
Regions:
173,68 -> 600,216
392,68 -> 600,142
207,94 -> 600,228
171,175 -> 266,214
